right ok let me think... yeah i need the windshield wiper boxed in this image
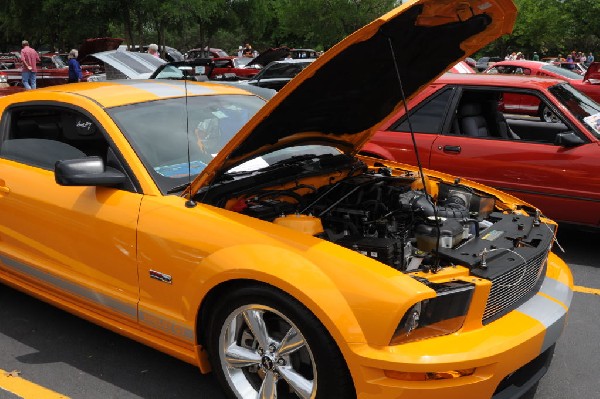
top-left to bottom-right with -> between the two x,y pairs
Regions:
167,182 -> 190,194
269,154 -> 321,167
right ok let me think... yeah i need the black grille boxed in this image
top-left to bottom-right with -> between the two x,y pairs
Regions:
483,251 -> 547,324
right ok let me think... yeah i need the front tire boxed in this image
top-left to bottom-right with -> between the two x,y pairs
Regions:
206,284 -> 356,399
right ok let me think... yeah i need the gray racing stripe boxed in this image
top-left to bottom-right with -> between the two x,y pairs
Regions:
517,294 -> 567,352
0,255 -> 136,319
115,80 -> 216,97
540,276 -> 573,307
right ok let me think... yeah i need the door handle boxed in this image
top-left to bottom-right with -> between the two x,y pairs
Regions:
442,145 -> 461,153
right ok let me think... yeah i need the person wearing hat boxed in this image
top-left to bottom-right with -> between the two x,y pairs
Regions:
532,52 -> 539,61
20,40 -> 40,89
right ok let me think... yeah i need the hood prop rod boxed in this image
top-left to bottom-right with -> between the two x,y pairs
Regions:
387,36 -> 442,272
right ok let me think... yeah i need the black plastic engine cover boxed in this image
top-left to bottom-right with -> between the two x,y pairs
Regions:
435,213 -> 553,280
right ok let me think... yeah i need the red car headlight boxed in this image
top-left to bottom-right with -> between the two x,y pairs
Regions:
391,281 -> 474,345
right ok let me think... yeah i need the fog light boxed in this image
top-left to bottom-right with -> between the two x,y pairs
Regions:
385,368 -> 475,381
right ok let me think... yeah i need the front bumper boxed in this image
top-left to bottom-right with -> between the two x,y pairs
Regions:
347,252 -> 572,399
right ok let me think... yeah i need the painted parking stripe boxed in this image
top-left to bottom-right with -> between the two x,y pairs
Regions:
574,285 -> 600,295
0,369 -> 69,398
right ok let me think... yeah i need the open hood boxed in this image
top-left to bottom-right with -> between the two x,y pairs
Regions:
189,0 -> 517,194
583,62 -> 600,83
90,50 -> 165,79
246,47 -> 291,67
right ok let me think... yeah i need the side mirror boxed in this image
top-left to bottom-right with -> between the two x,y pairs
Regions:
55,156 -> 127,186
554,131 -> 585,147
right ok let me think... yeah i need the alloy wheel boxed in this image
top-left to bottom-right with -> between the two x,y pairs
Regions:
219,304 -> 317,399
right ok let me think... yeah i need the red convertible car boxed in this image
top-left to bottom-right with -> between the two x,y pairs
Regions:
363,73 -> 600,228
484,60 -> 600,103
209,56 -> 261,80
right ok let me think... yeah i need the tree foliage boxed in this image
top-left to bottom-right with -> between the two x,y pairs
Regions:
0,0 -> 598,58
478,0 -> 600,59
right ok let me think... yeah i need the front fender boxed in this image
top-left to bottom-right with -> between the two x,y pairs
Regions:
188,241 -> 434,349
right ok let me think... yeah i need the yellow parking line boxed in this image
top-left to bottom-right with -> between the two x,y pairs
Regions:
0,369 -> 69,398
574,286 -> 600,296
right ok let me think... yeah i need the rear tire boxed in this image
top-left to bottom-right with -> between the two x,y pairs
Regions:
206,284 -> 356,399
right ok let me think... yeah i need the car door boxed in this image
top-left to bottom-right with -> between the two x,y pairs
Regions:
365,85 -> 456,165
0,103 -> 142,321
428,88 -> 600,226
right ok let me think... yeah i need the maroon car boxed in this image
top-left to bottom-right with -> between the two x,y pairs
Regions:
0,38 -> 121,90
2,54 -> 96,88
362,73 -> 600,228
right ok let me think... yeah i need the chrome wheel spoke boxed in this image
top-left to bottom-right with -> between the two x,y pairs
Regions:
258,370 -> 278,399
225,344 -> 262,369
243,309 -> 271,349
224,314 -> 240,347
277,327 -> 305,357
277,366 -> 314,399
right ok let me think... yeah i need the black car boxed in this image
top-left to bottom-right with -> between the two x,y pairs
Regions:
244,59 -> 315,91
475,56 -> 502,72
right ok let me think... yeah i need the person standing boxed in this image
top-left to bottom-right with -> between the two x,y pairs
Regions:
20,40 -> 40,90
242,43 -> 253,57
67,49 -> 82,83
148,43 -> 160,58
586,52 -> 595,67
532,52 -> 539,61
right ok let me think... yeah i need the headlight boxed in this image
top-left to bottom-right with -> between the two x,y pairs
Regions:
0,74 -> 7,83
390,281 -> 474,345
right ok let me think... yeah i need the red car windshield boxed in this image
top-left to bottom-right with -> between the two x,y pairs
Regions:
550,83 -> 600,138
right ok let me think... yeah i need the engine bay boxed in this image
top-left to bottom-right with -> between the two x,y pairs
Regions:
199,154 -> 554,276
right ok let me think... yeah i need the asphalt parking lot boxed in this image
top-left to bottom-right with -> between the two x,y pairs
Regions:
0,224 -> 598,399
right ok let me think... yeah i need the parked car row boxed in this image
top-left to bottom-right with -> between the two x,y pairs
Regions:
483,60 -> 600,103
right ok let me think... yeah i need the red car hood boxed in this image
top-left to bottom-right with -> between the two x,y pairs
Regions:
188,0 -> 517,194
583,62 -> 600,83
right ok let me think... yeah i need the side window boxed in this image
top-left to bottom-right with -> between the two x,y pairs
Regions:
390,89 -> 453,133
0,106 -> 109,170
454,89 -> 578,145
501,92 -> 576,145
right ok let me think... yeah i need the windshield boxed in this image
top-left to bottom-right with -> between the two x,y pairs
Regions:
235,57 -> 255,68
253,62 -> 312,80
549,83 -> 600,138
541,64 -> 583,80
153,64 -> 185,79
54,55 -> 67,67
108,95 -> 265,193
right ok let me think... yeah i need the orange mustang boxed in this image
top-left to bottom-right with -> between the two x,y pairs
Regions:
0,1 -> 571,398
